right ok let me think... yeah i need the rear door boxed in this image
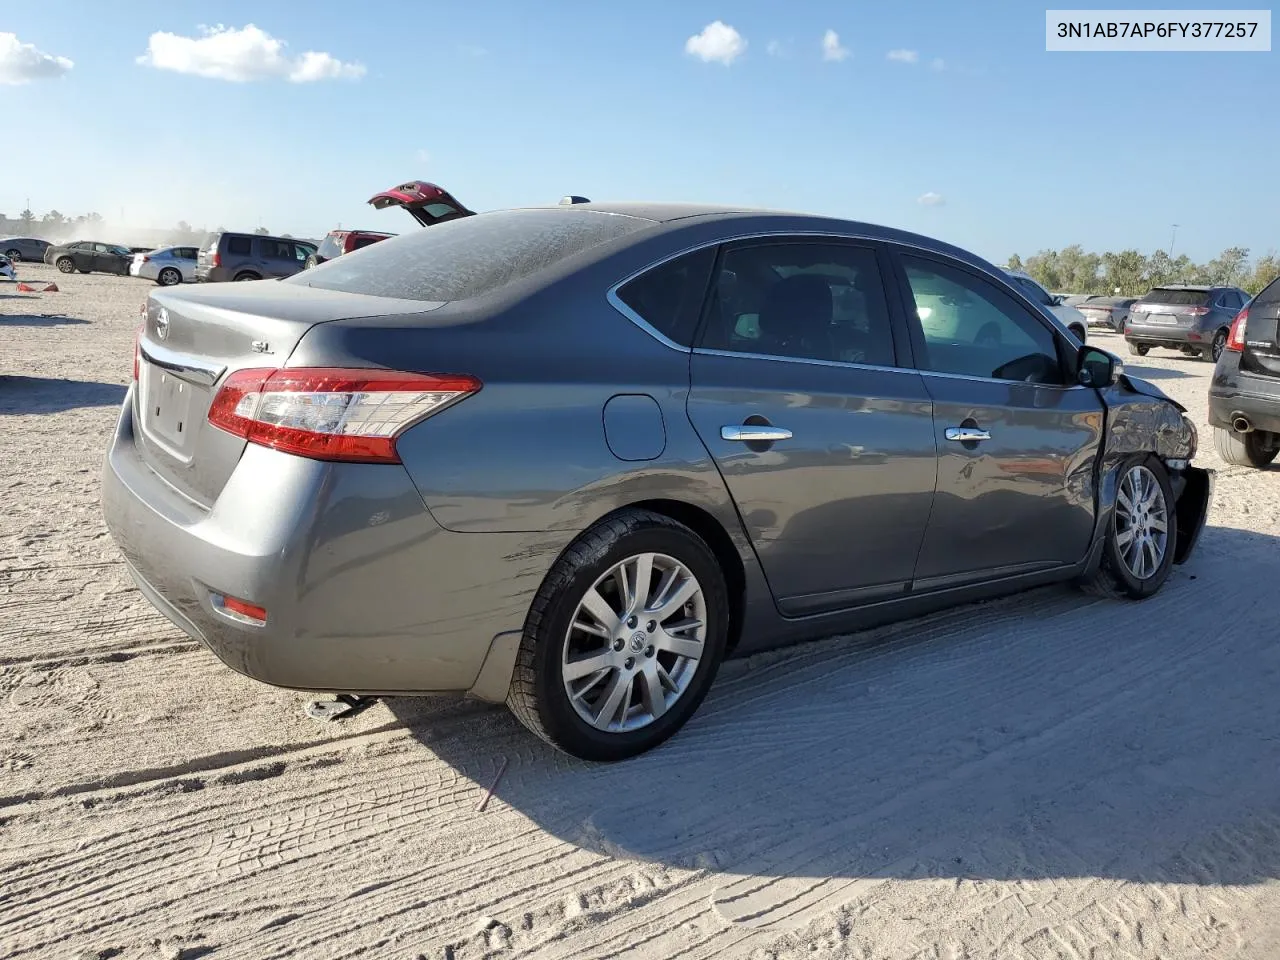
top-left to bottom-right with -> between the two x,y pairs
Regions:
888,249 -> 1104,589
686,237 -> 938,615
257,237 -> 298,278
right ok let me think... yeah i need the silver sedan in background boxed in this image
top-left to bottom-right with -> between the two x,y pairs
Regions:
130,245 -> 199,286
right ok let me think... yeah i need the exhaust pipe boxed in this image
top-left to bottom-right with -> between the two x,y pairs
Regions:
1232,415 -> 1253,433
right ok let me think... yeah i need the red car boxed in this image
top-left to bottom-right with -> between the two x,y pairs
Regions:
305,228 -> 397,269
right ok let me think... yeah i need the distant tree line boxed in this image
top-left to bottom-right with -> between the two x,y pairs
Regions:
1006,245 -> 1280,298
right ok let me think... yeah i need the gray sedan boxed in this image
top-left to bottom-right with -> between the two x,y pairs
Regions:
101,203 -> 1212,760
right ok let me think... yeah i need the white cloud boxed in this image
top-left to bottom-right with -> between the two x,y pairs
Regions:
685,21 -> 747,65
930,57 -> 946,71
0,32 -> 73,85
766,40 -> 788,58
821,29 -> 849,62
887,48 -> 920,64
917,192 -> 946,207
136,24 -> 365,83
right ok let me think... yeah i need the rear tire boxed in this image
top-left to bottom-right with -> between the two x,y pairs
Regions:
1127,342 -> 1149,357
157,267 -> 181,286
56,257 -> 76,274
506,509 -> 729,761
1213,426 -> 1278,469
1209,329 -> 1228,363
1081,455 -> 1177,601
233,271 -> 261,282
4,249 -> 20,262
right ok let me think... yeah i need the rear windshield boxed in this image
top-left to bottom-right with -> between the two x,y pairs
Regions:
1144,288 -> 1211,306
288,208 -> 653,302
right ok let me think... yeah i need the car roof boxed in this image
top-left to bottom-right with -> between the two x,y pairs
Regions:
507,201 -> 997,273
1150,284 -> 1216,291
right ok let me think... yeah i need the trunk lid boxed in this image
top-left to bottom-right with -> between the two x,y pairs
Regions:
1240,281 -> 1280,376
367,181 -> 475,228
133,282 -> 445,506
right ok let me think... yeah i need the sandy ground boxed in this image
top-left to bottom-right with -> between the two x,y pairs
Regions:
2,263 -> 1279,960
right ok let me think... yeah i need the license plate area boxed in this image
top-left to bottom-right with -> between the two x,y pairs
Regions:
1147,312 -> 1179,325
146,368 -> 195,451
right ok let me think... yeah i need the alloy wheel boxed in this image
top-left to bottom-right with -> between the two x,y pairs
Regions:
1115,465 -> 1168,580
561,552 -> 706,733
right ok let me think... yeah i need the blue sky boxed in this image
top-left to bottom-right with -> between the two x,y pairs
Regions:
2,1 -> 1276,263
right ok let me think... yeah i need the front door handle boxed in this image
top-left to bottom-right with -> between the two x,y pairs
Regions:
722,425 -> 793,442
945,426 -> 991,442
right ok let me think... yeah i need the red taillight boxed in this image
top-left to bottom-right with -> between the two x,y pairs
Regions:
1227,308 -> 1248,352
211,250 -> 221,268
207,367 -> 482,463
141,255 -> 150,263
1186,306 -> 1211,316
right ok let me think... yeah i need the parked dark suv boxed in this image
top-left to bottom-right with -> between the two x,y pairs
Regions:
304,229 -> 396,269
1125,284 -> 1250,362
196,232 -> 318,283
1208,278 -> 1280,467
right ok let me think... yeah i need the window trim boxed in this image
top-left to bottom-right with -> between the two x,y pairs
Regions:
606,229 -> 1058,370
884,245 -> 1085,390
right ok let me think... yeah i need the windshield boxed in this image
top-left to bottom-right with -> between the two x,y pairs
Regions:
289,208 -> 652,302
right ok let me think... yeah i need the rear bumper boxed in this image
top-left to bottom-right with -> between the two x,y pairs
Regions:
1208,381 -> 1280,434
195,267 -> 232,282
101,386 -> 564,697
1125,324 -> 1204,348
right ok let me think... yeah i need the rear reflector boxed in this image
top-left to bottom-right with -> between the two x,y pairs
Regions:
207,367 -> 482,463
1227,308 -> 1248,352
213,593 -> 268,626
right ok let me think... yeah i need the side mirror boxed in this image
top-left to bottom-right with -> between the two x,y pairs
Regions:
1077,345 -> 1123,387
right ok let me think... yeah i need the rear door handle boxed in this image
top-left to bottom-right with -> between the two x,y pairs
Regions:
721,425 -> 793,442
945,427 -> 991,442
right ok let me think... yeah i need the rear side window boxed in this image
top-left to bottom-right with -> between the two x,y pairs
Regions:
290,208 -> 652,302
226,235 -> 252,256
1145,287 -> 1210,306
351,235 -> 385,251
614,247 -> 716,347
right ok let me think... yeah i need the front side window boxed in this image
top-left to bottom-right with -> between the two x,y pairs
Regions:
902,255 -> 1065,384
698,242 -> 896,366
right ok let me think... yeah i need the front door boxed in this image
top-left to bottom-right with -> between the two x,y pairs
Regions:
686,238 -> 938,616
889,250 -> 1104,590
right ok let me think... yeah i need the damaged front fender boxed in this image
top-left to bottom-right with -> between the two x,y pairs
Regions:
1094,376 -> 1212,567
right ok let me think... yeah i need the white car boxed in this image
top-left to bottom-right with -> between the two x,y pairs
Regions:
0,254 -> 16,282
129,245 -> 198,286
1002,268 -> 1088,343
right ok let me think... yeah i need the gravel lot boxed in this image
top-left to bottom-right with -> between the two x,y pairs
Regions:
3,263 -> 1279,960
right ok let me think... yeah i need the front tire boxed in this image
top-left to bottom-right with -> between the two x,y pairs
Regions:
4,249 -> 20,262
1082,455 -> 1177,600
56,257 -> 76,274
506,509 -> 729,761
1127,342 -> 1149,356
1213,426 -> 1279,469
